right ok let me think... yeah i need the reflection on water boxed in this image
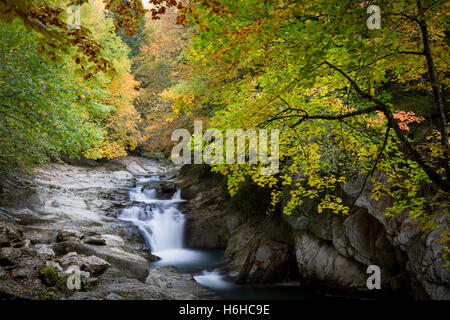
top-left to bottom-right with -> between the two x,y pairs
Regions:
150,248 -> 227,273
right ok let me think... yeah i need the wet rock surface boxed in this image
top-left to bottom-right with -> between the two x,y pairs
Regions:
0,157 -> 216,300
178,165 -> 450,300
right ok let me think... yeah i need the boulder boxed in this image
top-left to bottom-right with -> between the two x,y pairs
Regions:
0,247 -> 21,266
59,265 -> 89,279
0,222 -> 24,248
56,229 -> 82,242
35,244 -> 55,259
39,266 -> 59,287
52,241 -> 149,281
101,234 -> 125,247
83,236 -> 106,246
295,233 -> 366,289
81,255 -> 111,273
59,252 -> 82,268
46,261 -> 63,272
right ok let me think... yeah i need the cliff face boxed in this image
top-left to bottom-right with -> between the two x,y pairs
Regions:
178,165 -> 450,299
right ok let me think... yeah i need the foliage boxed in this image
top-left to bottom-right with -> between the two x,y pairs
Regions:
0,20 -> 103,172
159,0 -> 449,226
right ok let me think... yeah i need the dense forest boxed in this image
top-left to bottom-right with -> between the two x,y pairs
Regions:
0,0 -> 448,268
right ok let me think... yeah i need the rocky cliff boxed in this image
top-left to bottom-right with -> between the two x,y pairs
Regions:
177,165 -> 450,300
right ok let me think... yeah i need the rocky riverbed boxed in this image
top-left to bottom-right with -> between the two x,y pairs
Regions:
0,157 -> 214,300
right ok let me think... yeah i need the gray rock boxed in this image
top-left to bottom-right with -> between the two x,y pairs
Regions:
46,261 -> 63,272
83,236 -> 106,246
12,268 -> 28,279
51,200 -> 60,208
101,234 -> 125,247
35,244 -> 55,259
0,247 -> 21,266
295,233 -> 366,288
60,252 -> 82,268
81,255 -> 111,273
57,229 -> 82,242
0,222 -> 24,248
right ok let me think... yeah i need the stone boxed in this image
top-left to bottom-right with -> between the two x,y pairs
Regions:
106,292 -> 125,300
101,234 -> 125,247
59,265 -> 90,279
59,252 -> 82,267
160,182 -> 177,194
295,233 -> 366,289
0,222 -> 24,248
12,268 -> 28,279
81,255 -> 111,274
35,244 -> 55,259
0,266 -> 7,279
83,236 -> 106,246
52,241 -> 150,281
46,261 -> 63,272
57,229 -> 82,242
39,266 -> 59,287
0,247 -> 21,266
51,200 -> 60,208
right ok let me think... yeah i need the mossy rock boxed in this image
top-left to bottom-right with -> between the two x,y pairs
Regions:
39,266 -> 58,287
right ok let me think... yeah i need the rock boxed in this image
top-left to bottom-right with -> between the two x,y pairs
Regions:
51,200 -> 60,208
0,247 -> 21,266
83,236 -> 106,246
0,266 -> 7,279
295,233 -> 366,289
160,182 -> 177,194
52,241 -> 149,281
59,265 -> 89,279
85,277 -> 99,287
56,229 -> 82,242
12,268 -> 28,279
176,164 -> 225,200
101,234 -> 125,247
46,261 -> 63,272
35,244 -> 55,259
0,222 -> 24,248
81,255 -> 111,274
106,292 -> 125,300
39,266 -> 59,287
59,252 -> 82,268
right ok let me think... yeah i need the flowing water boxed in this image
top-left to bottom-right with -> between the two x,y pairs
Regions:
120,174 -> 316,300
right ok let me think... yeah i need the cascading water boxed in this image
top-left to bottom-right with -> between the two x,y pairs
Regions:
119,174 -> 314,300
120,186 -> 185,252
119,175 -> 226,271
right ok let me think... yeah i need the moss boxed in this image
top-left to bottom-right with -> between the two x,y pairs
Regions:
39,266 -> 58,287
121,246 -> 132,253
55,274 -> 70,291
88,222 -> 103,227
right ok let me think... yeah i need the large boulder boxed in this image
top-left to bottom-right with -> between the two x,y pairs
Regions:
53,241 -> 149,281
0,247 -> 21,266
0,221 -> 24,248
81,255 -> 111,274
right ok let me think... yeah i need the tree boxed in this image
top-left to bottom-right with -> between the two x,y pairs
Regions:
160,0 -> 449,223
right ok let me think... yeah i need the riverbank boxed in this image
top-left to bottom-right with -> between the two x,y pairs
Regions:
0,157 -> 214,300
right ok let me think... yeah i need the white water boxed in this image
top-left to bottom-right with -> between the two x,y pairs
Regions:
119,174 -> 315,300
119,177 -> 226,271
120,184 -> 186,253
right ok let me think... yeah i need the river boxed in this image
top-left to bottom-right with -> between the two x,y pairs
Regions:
119,173 -> 317,300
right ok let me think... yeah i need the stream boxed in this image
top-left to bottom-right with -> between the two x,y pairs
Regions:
120,174 -> 317,300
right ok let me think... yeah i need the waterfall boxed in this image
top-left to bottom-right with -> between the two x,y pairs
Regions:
120,174 -> 226,274
119,179 -> 185,254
